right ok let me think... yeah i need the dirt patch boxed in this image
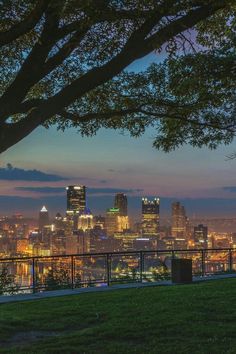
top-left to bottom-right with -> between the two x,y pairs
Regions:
0,330 -> 61,347
0,315 -> 104,348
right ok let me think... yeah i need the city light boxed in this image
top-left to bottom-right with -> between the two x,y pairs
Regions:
0,186 -> 235,261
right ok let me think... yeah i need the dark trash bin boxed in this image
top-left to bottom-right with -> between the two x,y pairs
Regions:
171,258 -> 192,284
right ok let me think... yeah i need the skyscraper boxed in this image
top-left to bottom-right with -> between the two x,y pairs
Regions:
54,212 -> 63,230
78,208 -> 94,231
141,197 -> 160,236
171,202 -> 187,238
39,206 -> 49,231
66,185 -> 86,214
117,215 -> 130,232
114,193 -> 128,216
194,224 -> 208,248
105,208 -> 120,236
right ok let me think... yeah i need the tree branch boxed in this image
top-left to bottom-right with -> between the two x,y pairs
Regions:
60,107 -> 236,133
0,109 -> 45,152
42,29 -> 88,76
0,0 -> 49,47
0,0 -> 232,153
139,109 -> 236,132
42,1 -> 227,116
0,2 -> 66,120
144,1 -> 228,55
60,108 -> 141,123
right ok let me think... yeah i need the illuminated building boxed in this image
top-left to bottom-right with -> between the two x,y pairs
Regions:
114,193 -> 129,231
133,238 -> 153,251
21,224 -> 29,239
54,212 -> 64,230
29,230 -> 42,243
158,236 -> 175,250
66,235 -> 78,254
114,193 -> 128,216
114,232 -> 139,251
141,197 -> 160,236
39,206 -> 49,231
89,227 -> 108,253
76,230 -> 90,253
94,215 -> 105,229
64,215 -> 73,237
213,237 -> 230,249
16,238 -> 29,254
231,233 -> 236,247
78,208 -> 94,231
210,232 -> 231,249
113,232 -> 154,251
50,232 -> 66,255
117,216 -> 130,232
106,208 -> 120,236
194,224 -> 208,248
174,238 -> 188,250
171,202 -> 187,238
32,243 -> 51,256
66,185 -> 86,214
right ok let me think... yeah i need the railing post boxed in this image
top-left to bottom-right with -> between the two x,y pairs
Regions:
71,255 -> 74,289
201,250 -> 205,276
32,258 -> 36,293
229,249 -> 233,273
140,251 -> 143,283
106,254 -> 110,286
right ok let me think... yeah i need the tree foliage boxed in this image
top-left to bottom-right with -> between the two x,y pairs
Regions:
0,0 -> 235,153
44,267 -> 71,290
0,266 -> 19,294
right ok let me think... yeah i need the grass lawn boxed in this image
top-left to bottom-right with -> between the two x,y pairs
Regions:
0,279 -> 236,353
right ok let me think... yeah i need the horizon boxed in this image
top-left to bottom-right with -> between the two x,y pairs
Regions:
1,54 -> 236,219
1,180 -> 236,220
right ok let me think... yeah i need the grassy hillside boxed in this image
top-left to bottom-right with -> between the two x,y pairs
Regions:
1,279 -> 236,353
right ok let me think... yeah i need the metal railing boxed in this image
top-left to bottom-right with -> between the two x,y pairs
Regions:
0,248 -> 235,295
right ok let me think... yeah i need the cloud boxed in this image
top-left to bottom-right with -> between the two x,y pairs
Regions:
0,195 -> 65,215
88,188 -> 144,195
15,187 -> 65,194
223,186 -> 236,193
2,195 -> 236,218
15,186 -> 144,195
0,164 -> 68,181
99,180 -> 108,184
89,196 -> 236,218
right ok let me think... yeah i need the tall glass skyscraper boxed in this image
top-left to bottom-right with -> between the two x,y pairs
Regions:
66,185 -> 86,214
141,197 -> 160,236
114,193 -> 128,216
106,207 -> 120,236
171,201 -> 187,238
39,206 -> 49,231
194,224 -> 208,248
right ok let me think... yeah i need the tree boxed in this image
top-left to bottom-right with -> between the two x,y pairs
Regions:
74,272 -> 82,288
44,267 -> 71,290
0,0 -> 235,154
152,265 -> 170,281
0,266 -> 19,294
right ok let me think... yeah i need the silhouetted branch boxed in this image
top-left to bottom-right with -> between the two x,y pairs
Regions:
0,0 -> 49,47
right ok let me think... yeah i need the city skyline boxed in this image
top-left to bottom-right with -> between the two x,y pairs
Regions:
1,176 -> 236,220
0,130 -> 236,217
0,54 -> 236,217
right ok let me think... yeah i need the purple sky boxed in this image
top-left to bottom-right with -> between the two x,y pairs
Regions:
1,54 -> 236,219
1,124 -> 236,219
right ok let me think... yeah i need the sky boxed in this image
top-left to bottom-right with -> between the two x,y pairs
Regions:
1,54 -> 236,220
